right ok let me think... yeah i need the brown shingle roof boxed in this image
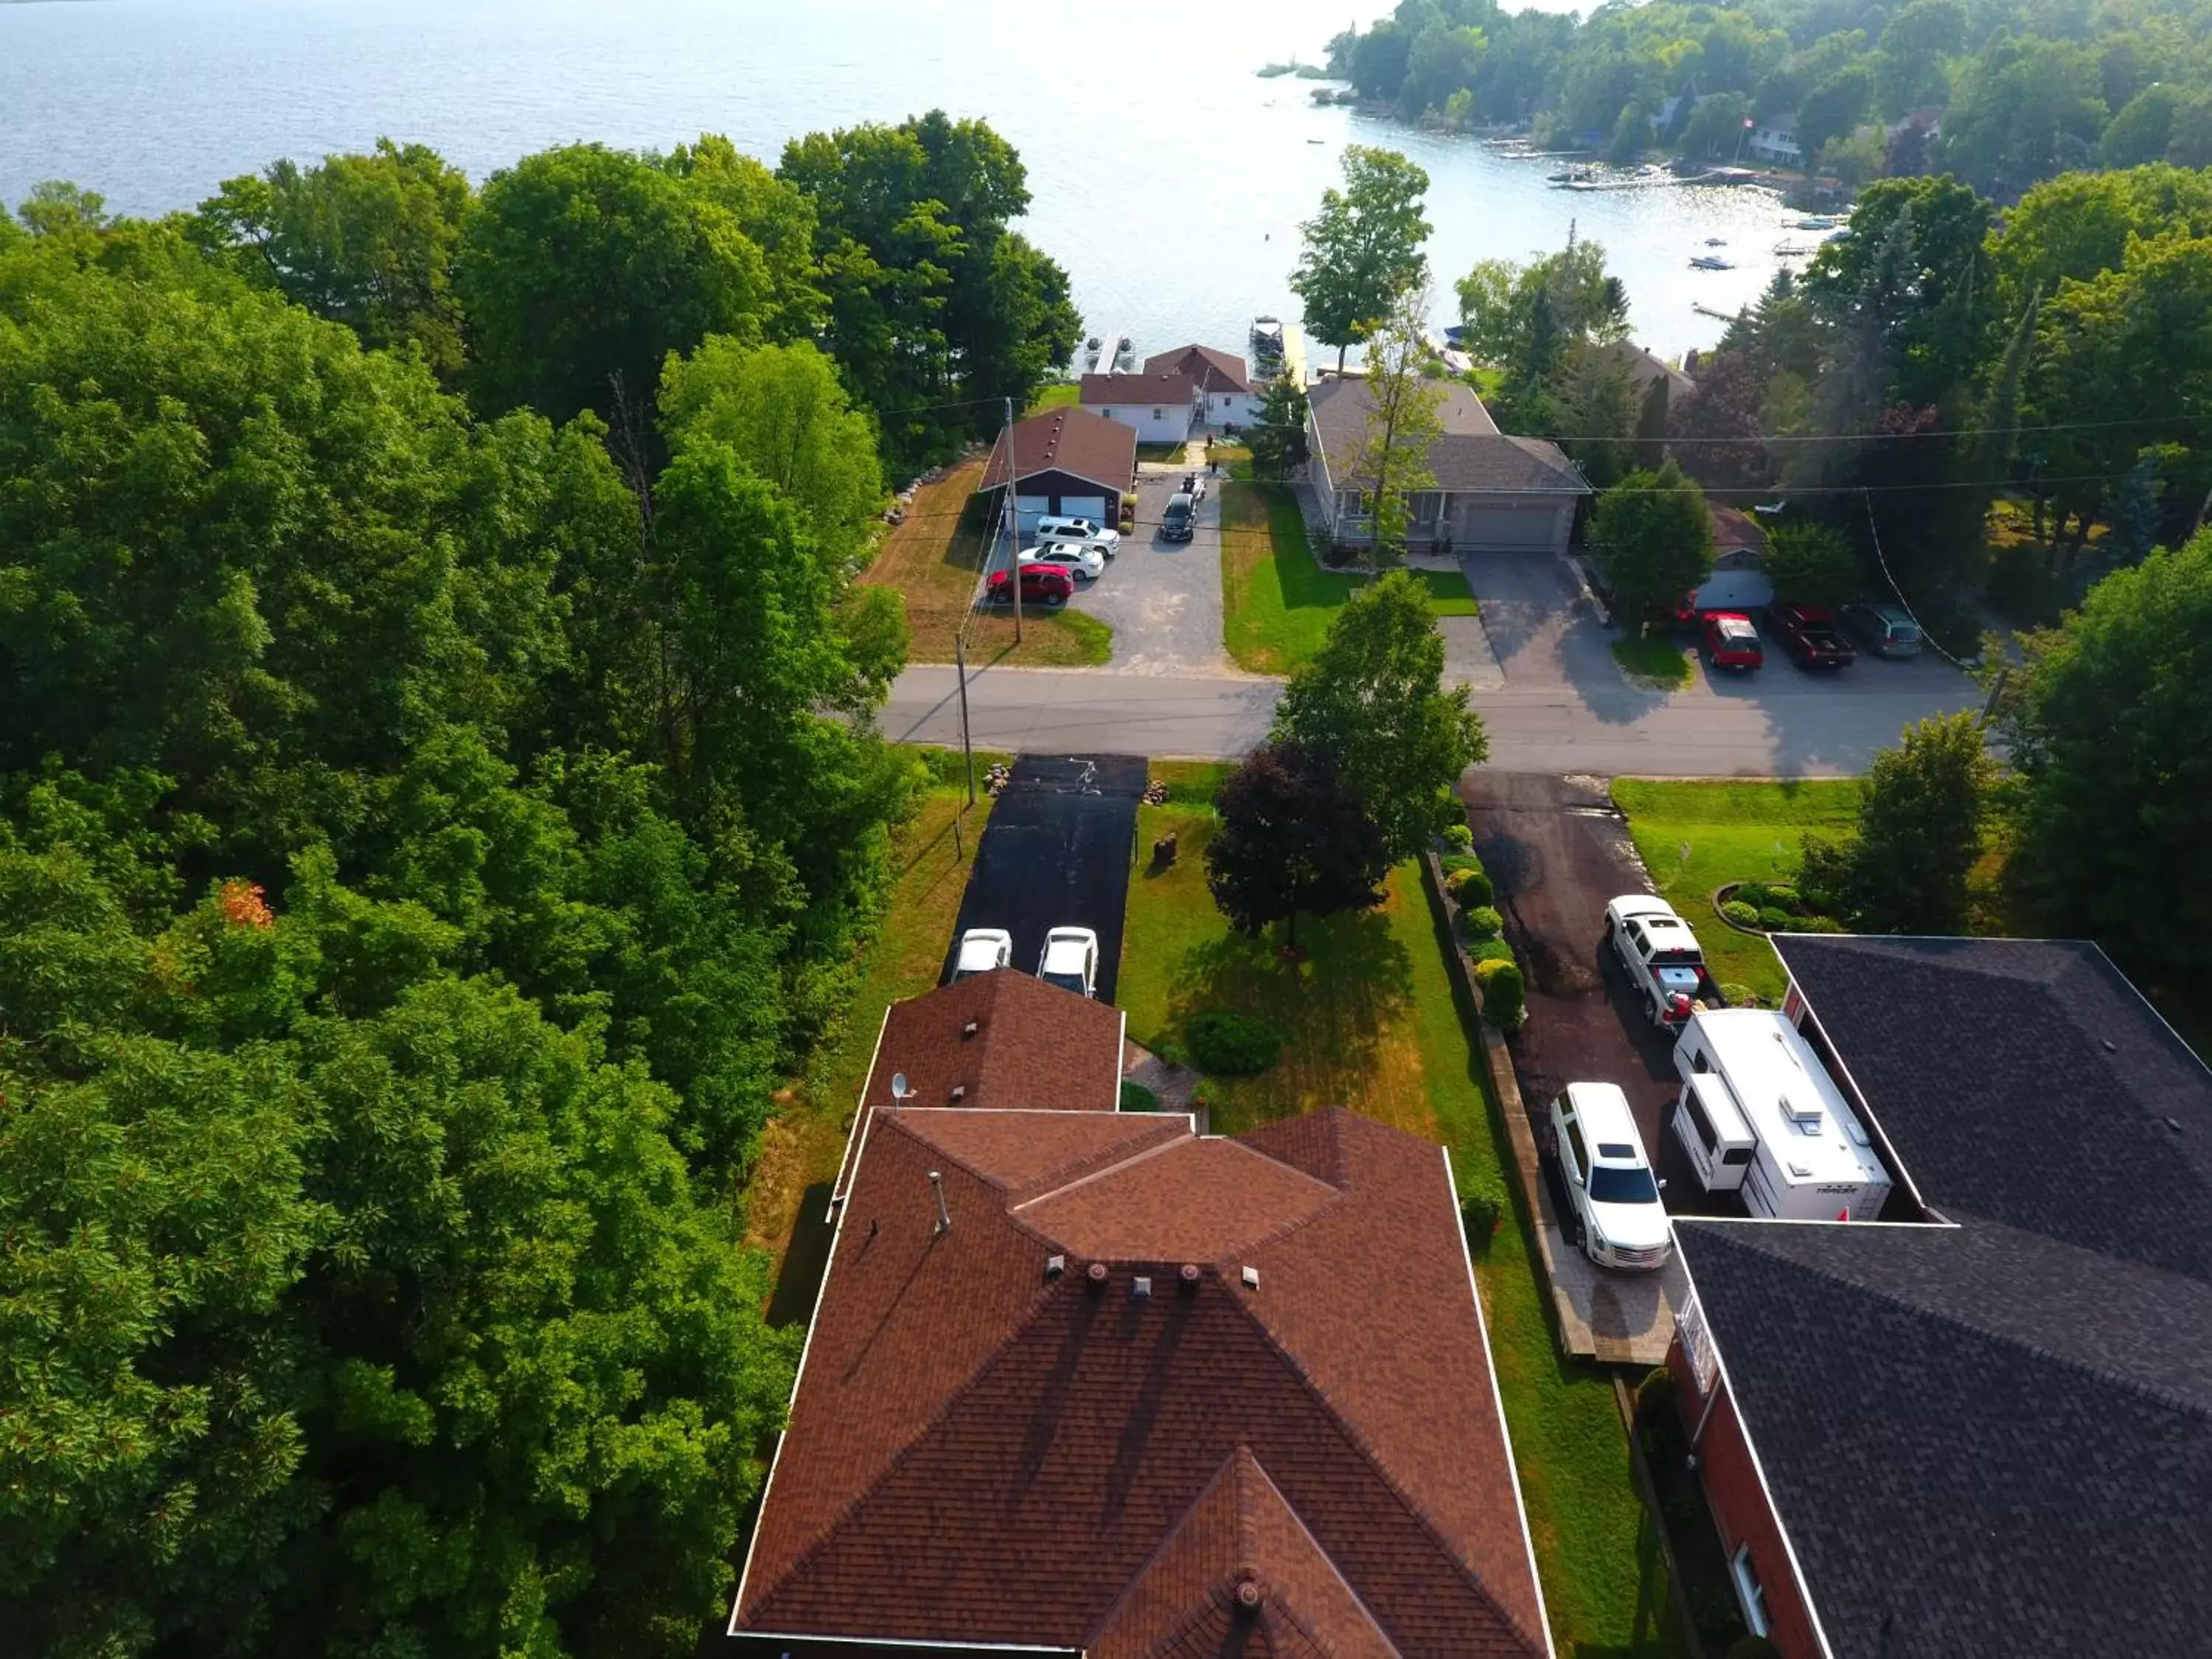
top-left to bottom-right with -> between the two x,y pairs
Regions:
1308,376 -> 1587,497
981,406 -> 1139,495
1082,371 -> 1198,411
736,1106 -> 1550,1658
1144,345 -> 1255,395
865,967 -> 1125,1115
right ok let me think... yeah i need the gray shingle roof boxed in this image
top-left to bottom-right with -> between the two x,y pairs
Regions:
1307,377 -> 1587,496
1773,935 -> 2212,1282
1676,1217 -> 2212,1659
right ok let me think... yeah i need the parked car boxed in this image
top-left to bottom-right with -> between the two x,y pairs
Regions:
987,565 -> 1074,607
1840,602 -> 1923,658
1769,602 -> 1856,669
1161,491 -> 1197,542
1036,926 -> 1099,998
1702,611 -> 1764,671
1033,515 -> 1119,556
1018,543 -> 1105,581
1606,894 -> 1725,1028
948,928 -> 1012,983
1546,1082 -> 1672,1271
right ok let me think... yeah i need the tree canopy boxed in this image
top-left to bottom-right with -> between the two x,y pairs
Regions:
1590,462 -> 1716,627
1290,146 -> 1432,372
1205,740 -> 1389,947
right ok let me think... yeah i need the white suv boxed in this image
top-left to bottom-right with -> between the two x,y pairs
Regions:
1034,515 -> 1120,556
1037,927 -> 1100,998
950,928 -> 1012,982
1547,1082 -> 1672,1271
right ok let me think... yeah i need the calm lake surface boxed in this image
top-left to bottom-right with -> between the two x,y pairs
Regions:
0,0 -> 1809,361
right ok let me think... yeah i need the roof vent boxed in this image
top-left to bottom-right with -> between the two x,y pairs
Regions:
1178,1263 -> 1201,1295
1241,1265 -> 1259,1290
1781,1092 -> 1821,1128
962,1020 -> 979,1039
1046,1254 -> 1065,1279
949,1084 -> 967,1103
927,1170 -> 951,1235
1787,1160 -> 1812,1178
1234,1576 -> 1262,1612
1087,1262 -> 1110,1292
1132,1276 -> 1153,1300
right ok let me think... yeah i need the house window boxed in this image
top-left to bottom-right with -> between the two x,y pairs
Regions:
1336,489 -> 1365,517
1411,491 -> 1443,527
1731,1545 -> 1771,1638
1152,408 -> 1164,420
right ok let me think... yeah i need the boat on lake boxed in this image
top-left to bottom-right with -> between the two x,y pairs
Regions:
1689,254 -> 1734,271
1792,215 -> 1840,230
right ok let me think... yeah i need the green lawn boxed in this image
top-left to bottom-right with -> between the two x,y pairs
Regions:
1610,779 -> 1863,1001
1136,440 -> 1189,464
1026,382 -> 1079,414
1119,805 -> 1681,1658
1611,636 -> 1694,689
1220,481 -> 1478,674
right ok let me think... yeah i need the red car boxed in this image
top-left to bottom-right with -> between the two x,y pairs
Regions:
1703,611 -> 1764,671
986,565 -> 1074,607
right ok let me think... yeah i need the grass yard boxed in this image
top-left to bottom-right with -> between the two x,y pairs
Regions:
1220,481 -> 1478,674
1136,440 -> 1189,464
1610,779 -> 1863,1001
744,785 -> 992,1274
1611,636 -> 1694,689
859,459 -> 1113,667
1206,439 -> 1253,480
1119,803 -> 1682,1658
1026,382 -> 1079,414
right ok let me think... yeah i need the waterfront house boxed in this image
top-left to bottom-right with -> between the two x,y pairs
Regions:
1078,371 -> 1197,445
1143,344 -> 1267,428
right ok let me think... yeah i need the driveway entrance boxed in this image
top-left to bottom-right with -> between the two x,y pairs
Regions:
1067,475 -> 1232,675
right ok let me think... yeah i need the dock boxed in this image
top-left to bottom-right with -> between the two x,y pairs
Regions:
1280,321 -> 1309,386
1691,302 -> 1742,323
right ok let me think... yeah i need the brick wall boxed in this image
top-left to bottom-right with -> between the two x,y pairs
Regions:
1669,1334 -> 1825,1659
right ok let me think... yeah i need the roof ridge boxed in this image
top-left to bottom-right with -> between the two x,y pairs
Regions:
1687,1222 -> 2212,1421
1220,1284 -> 1548,1656
1238,1453 -> 1405,1659
1088,1444 -> 1250,1652
1008,1128 -> 1193,1212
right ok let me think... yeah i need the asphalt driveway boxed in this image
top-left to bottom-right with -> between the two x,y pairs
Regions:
1460,771 -> 1728,1211
1066,474 -> 1233,675
942,754 -> 1147,1005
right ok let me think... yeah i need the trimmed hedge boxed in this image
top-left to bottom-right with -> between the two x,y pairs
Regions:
1447,865 -> 1494,908
1733,881 -> 1771,909
1474,957 -> 1526,1027
1717,981 -> 1759,1008
1461,905 -> 1504,940
1722,899 -> 1760,928
1440,850 -> 1483,876
1470,937 -> 1517,966
1758,905 -> 1792,931
1458,1172 -> 1507,1245
1185,1009 -> 1282,1075
1440,821 -> 1475,852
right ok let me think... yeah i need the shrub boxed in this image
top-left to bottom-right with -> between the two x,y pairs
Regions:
1121,491 -> 1139,512
1717,981 -> 1759,1008
1462,905 -> 1504,940
1119,1080 -> 1161,1112
1722,899 -> 1760,928
1439,851 -> 1483,877
1635,1365 -> 1680,1423
1797,914 -> 1846,933
1440,821 -> 1474,852
1185,1009 -> 1282,1075
1474,957 -> 1526,1026
1470,938 -> 1517,966
1447,865 -> 1494,908
1764,883 -> 1799,910
1758,905 -> 1791,931
1458,1172 -> 1507,1246
1732,881 -> 1770,909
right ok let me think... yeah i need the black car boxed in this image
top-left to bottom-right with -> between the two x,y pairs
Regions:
1161,490 -> 1196,542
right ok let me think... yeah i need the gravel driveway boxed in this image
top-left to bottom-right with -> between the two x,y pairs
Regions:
1065,474 -> 1234,675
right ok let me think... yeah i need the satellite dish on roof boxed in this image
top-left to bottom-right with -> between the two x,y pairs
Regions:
891,1071 -> 911,1100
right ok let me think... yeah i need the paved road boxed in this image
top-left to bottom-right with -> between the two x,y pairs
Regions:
882,659 -> 1981,774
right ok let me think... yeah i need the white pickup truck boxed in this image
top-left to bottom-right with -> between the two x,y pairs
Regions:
1605,895 -> 1725,1028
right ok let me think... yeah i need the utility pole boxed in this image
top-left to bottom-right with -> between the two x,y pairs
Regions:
1005,395 -> 1023,644
954,632 -> 976,805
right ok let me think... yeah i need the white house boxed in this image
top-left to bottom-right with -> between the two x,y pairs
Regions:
1305,375 -> 1590,554
1745,114 -> 1804,167
1142,344 -> 1267,429
1077,372 -> 1195,445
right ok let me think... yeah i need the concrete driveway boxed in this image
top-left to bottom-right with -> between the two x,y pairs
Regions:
1065,473 -> 1233,675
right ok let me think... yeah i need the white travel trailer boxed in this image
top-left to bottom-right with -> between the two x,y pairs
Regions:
1672,1008 -> 1892,1221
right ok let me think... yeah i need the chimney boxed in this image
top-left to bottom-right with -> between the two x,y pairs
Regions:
927,1170 -> 950,1235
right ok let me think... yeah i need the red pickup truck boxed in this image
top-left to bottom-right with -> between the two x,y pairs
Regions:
1769,602 -> 1857,669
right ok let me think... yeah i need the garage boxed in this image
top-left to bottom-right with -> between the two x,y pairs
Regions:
982,408 -> 1136,538
1458,504 -> 1566,552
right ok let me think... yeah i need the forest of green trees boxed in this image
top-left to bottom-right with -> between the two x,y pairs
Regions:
1331,0 -> 2212,192
0,114 -> 1077,1659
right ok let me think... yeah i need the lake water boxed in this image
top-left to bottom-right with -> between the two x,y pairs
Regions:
0,0 -> 1807,363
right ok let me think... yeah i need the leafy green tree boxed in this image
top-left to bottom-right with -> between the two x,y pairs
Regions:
1290,146 -> 1433,374
1997,530 -> 2212,984
1846,712 -> 1995,933
1938,38 -> 2107,195
1455,240 -> 1629,377
194,139 -> 474,375
1551,341 -> 1641,489
1680,91 -> 1755,159
659,133 -> 827,341
1797,67 -> 1874,167
1590,461 -> 1714,628
1246,375 -> 1311,477
1992,164 -> 2212,305
1205,740 -> 1389,948
1666,350 -> 1773,489
457,142 -> 770,431
660,336 -> 886,571
1273,570 -> 1488,860
14,179 -> 108,238
1764,521 -> 1863,607
1343,288 -> 1445,560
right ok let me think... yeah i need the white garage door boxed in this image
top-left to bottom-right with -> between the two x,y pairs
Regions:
1459,506 -> 1562,552
1056,495 -> 1110,525
1015,495 -> 1052,534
